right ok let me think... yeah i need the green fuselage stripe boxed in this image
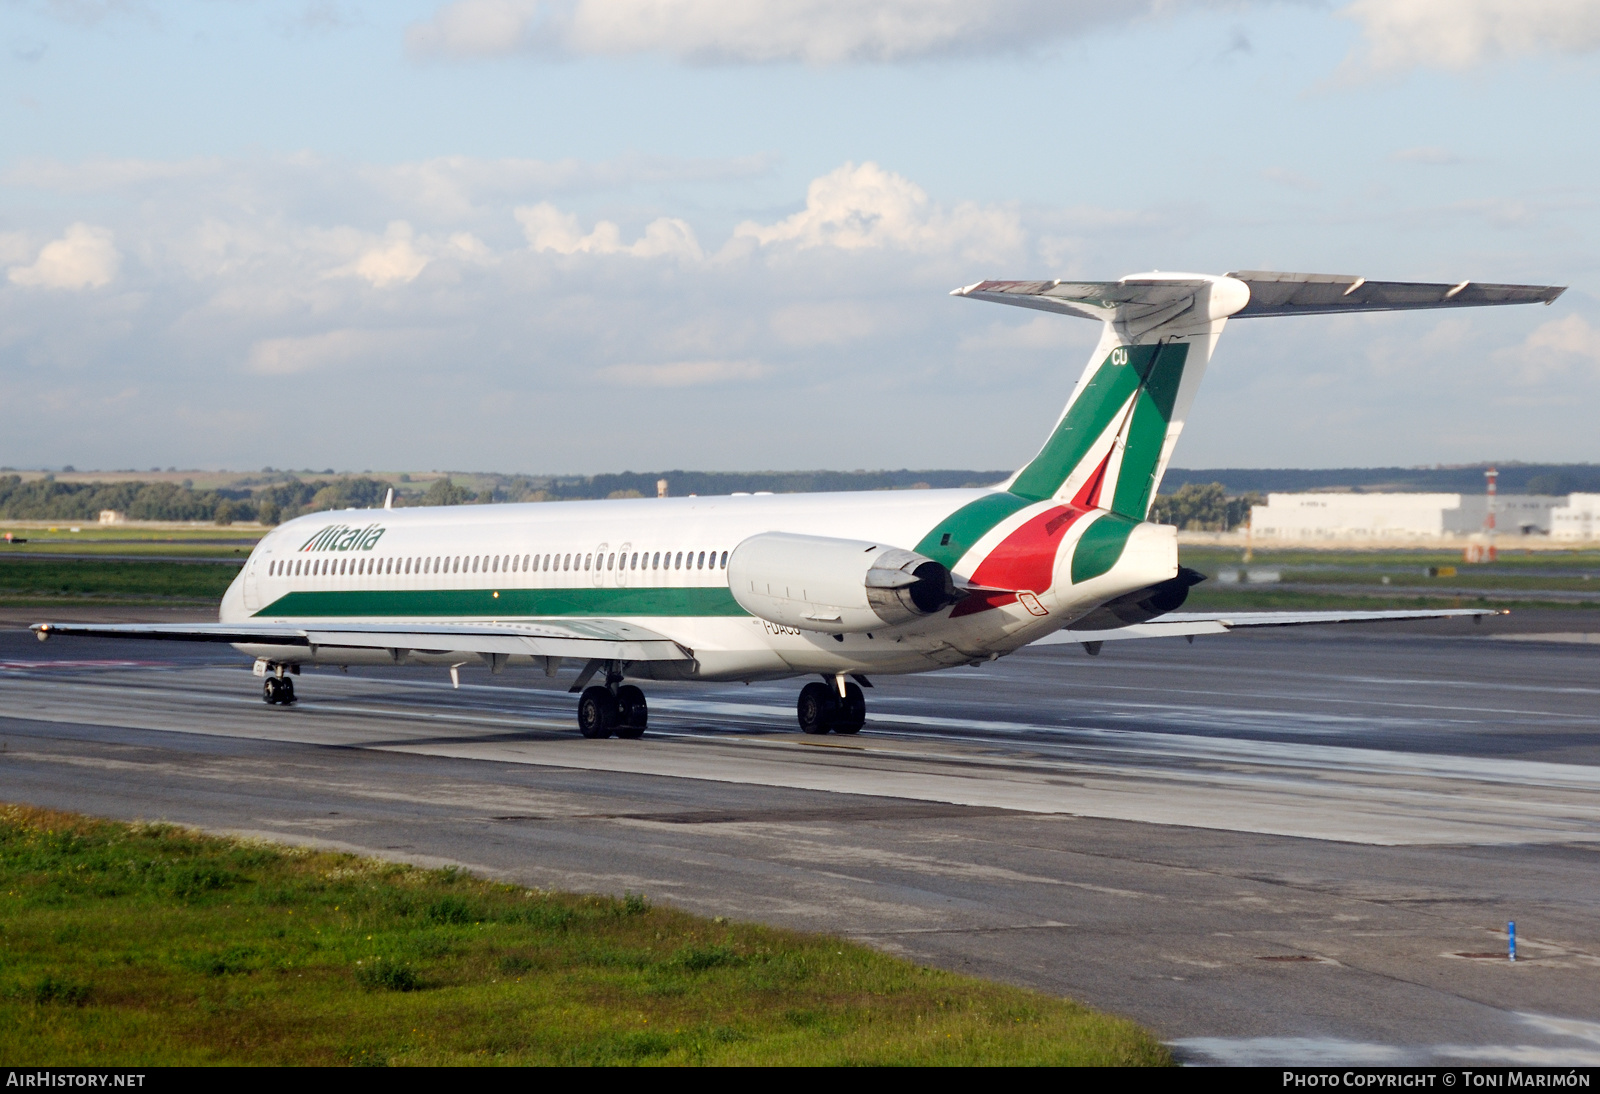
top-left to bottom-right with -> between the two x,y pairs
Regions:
256,586 -> 747,619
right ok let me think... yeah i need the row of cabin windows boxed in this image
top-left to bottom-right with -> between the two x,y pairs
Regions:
267,549 -> 732,579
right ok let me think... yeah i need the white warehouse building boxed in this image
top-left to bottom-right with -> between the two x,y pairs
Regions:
1249,492 -> 1566,541
1552,494 -> 1600,541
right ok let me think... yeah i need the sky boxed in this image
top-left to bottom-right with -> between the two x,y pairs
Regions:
2,0 -> 1599,475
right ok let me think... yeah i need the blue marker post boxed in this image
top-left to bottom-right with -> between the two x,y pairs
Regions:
1509,921 -> 1517,963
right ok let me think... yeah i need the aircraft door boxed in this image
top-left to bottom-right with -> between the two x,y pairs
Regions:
241,555 -> 262,611
615,542 -> 631,587
592,543 -> 608,587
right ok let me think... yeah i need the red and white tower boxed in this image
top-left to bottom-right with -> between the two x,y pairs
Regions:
1484,467 -> 1498,563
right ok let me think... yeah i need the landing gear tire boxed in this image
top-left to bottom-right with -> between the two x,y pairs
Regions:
578,686 -> 619,739
835,682 -> 865,735
262,676 -> 295,705
615,685 -> 648,739
797,682 -> 837,734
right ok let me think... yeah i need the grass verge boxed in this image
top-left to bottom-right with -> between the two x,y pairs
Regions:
0,805 -> 1170,1066
0,558 -> 239,604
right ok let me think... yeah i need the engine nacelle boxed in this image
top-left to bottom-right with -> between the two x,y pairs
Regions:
728,532 -> 959,633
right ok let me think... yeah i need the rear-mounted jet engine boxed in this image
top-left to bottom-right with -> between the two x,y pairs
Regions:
728,532 -> 960,633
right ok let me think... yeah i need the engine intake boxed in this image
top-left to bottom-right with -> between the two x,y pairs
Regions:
728,532 -> 959,633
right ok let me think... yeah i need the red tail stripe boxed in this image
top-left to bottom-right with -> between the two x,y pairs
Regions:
964,503 -> 1093,608
1070,448 -> 1114,511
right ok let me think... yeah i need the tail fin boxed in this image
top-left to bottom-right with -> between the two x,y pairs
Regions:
954,271 -> 1564,520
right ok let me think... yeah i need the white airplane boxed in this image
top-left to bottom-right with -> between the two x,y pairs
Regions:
34,270 -> 1564,738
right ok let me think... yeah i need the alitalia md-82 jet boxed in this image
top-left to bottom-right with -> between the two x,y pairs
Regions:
34,270 -> 1564,737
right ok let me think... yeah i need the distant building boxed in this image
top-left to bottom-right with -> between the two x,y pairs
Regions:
1552,494 -> 1600,541
97,510 -> 126,524
1249,493 -> 1563,541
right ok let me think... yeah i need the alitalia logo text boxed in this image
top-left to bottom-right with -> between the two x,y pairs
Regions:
299,523 -> 386,553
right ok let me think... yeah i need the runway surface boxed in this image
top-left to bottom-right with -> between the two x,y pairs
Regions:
3,618 -> 1599,1065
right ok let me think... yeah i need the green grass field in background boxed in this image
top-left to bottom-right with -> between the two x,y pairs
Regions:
0,806 -> 1170,1067
0,558 -> 241,604
0,524 -> 263,559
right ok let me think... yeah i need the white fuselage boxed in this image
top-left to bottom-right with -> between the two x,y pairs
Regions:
222,488 -> 1178,682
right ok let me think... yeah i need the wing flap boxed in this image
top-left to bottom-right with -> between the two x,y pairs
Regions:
31,620 -> 692,662
1034,608 -> 1502,645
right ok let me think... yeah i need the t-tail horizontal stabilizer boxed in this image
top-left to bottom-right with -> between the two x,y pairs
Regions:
951,271 -> 1565,321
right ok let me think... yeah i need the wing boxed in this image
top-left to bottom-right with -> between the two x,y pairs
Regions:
30,618 -> 692,663
1034,608 -> 1503,646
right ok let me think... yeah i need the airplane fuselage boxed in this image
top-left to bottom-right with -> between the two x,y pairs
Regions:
223,487 -> 1179,681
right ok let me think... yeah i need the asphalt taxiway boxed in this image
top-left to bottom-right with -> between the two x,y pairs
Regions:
2,616 -> 1598,1065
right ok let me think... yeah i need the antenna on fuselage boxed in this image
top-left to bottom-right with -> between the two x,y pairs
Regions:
383,487 -> 393,510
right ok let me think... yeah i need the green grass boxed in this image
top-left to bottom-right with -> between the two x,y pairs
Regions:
1180,587 -> 1599,613
0,558 -> 240,605
0,805 -> 1170,1067
1180,545 -> 1600,611
0,525 -> 262,560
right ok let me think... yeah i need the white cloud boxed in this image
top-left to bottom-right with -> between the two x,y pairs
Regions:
246,328 -> 427,375
1341,0 -> 1600,74
3,149 -> 1588,473
516,202 -> 703,260
327,221 -> 433,287
596,359 -> 771,386
1494,314 -> 1600,384
769,301 -> 880,346
958,314 -> 1097,353
7,222 -> 119,289
408,0 -> 1177,64
731,162 -> 1022,262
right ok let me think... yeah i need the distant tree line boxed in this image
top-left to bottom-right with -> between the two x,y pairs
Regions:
0,469 -> 1012,526
0,474 -> 394,526
1149,482 -> 1263,532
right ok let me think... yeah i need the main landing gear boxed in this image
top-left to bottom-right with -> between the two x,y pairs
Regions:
577,666 -> 648,740
262,675 -> 296,705
797,677 -> 866,735
258,661 -> 299,705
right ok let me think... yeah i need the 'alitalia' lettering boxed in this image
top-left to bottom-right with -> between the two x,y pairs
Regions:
298,523 -> 386,553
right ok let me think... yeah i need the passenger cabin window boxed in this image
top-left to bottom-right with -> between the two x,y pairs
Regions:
720,551 -> 728,568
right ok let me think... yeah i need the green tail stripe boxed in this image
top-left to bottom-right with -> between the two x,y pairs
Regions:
1010,343 -> 1188,504
913,491 -> 1035,568
1071,512 -> 1139,584
254,586 -> 747,619
1109,343 -> 1188,519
